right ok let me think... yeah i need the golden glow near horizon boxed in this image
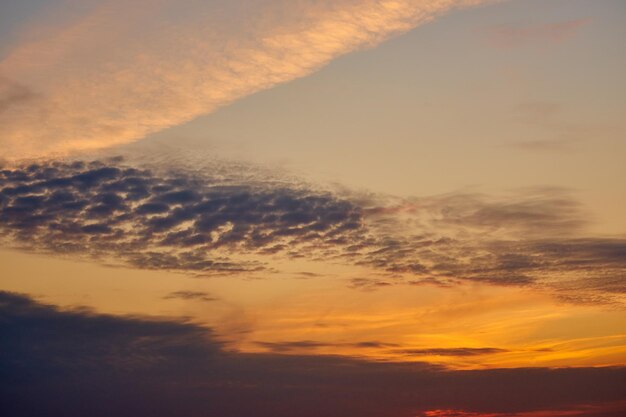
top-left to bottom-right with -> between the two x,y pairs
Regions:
3,249 -> 625,370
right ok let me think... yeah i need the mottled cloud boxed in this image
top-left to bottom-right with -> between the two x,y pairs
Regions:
1,159 -> 624,305
2,291 -> 625,417
0,159 -> 364,274
0,0 -> 493,160
484,18 -> 591,48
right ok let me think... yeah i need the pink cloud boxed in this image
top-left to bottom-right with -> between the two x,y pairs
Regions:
485,19 -> 591,48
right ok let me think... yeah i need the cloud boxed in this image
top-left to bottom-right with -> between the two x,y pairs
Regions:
399,347 -> 508,357
484,19 -> 591,48
163,291 -> 218,302
0,159 -> 364,275
2,291 -> 625,417
255,340 -> 399,353
0,76 -> 38,115
348,277 -> 395,290
0,0 -> 493,160
1,159 -> 625,306
420,188 -> 587,236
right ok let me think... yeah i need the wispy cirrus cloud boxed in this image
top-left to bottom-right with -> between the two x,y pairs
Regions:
1,159 -> 624,305
0,0 -> 493,160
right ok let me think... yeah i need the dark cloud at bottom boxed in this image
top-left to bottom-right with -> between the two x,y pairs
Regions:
1,292 -> 624,417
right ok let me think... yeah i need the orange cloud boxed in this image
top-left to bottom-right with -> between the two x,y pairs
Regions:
0,0 -> 494,161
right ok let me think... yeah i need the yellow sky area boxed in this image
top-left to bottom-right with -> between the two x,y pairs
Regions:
1,248 -> 624,370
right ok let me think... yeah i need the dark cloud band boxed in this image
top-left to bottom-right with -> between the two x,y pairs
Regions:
2,292 -> 625,417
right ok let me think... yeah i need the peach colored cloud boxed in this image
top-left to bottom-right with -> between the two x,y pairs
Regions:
0,0 -> 495,161
485,18 -> 591,48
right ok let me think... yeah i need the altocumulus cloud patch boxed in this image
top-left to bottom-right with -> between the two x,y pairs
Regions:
0,159 -> 364,274
0,159 -> 625,305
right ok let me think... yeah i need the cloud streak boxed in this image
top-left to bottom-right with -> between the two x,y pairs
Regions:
485,18 -> 591,48
0,0 -> 492,160
163,290 -> 218,302
399,347 -> 508,357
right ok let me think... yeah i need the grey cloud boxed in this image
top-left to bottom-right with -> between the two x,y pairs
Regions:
255,340 -> 334,352
355,191 -> 625,304
1,160 -> 624,305
408,277 -> 463,288
0,159 -> 364,275
416,189 -> 588,236
163,291 -> 219,302
255,340 -> 399,353
399,347 -> 508,357
348,277 -> 395,291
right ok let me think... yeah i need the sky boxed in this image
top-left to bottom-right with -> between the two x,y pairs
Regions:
1,1 -> 625,416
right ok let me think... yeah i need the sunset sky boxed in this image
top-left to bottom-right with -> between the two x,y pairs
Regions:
1,1 -> 625,416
